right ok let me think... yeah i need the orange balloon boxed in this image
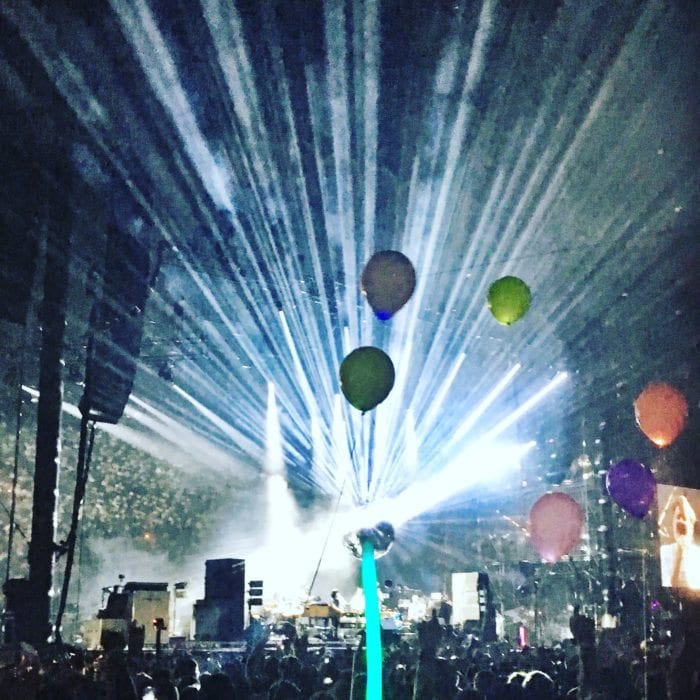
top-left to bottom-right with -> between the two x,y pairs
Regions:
529,492 -> 583,563
634,382 -> 688,448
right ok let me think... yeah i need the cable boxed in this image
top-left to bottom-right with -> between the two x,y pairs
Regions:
306,477 -> 347,599
306,426 -> 359,598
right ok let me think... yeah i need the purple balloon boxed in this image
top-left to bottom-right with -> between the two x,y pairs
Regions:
606,459 -> 656,518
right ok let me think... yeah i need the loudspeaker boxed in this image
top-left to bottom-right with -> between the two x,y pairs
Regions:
80,227 -> 151,423
451,571 -> 496,639
204,558 -> 245,600
193,598 -> 243,642
2,578 -> 35,643
451,572 -> 480,624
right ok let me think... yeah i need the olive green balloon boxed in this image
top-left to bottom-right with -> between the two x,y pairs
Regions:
340,347 -> 395,412
487,276 -> 532,326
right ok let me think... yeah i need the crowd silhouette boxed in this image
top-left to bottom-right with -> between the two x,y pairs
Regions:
1,604 -> 699,699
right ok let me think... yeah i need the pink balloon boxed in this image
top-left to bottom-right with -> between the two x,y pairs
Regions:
529,492 -> 583,563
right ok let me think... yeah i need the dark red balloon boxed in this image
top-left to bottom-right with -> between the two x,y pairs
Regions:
361,251 -> 416,320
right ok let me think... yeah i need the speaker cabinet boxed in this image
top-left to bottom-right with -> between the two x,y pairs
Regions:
130,589 -> 170,646
204,558 -> 245,600
80,227 -> 151,423
452,572 -> 480,624
193,598 -> 243,642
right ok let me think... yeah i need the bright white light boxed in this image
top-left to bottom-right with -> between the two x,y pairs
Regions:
418,352 -> 466,432
339,441 -> 534,532
260,473 -> 303,596
310,410 -> 327,490
480,371 -> 568,443
171,384 -> 260,457
405,408 -> 418,474
278,310 -> 317,411
449,363 -> 521,445
265,383 -> 284,475
332,394 -> 356,501
21,386 -> 251,476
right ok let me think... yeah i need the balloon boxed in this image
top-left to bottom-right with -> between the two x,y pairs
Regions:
634,382 -> 688,447
529,492 -> 583,563
340,346 -> 395,412
487,276 -> 532,325
606,459 -> 656,519
361,250 -> 416,320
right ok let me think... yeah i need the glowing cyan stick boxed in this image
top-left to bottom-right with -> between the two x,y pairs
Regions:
361,538 -> 382,699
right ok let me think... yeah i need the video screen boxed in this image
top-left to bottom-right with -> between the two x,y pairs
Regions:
657,484 -> 700,590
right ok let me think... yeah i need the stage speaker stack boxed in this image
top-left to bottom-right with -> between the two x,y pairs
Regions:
451,571 -> 497,641
194,558 -> 245,642
79,226 -> 152,424
451,572 -> 481,624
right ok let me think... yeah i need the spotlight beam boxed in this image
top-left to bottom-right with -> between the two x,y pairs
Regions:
479,371 -> 569,444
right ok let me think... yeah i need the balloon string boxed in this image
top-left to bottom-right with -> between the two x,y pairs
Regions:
362,540 -> 382,700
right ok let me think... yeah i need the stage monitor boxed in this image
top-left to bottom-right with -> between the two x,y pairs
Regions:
451,572 -> 480,624
657,484 -> 700,590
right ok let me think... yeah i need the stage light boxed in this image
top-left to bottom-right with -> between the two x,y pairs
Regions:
449,363 -> 521,446
348,441 -> 535,530
479,371 -> 569,443
265,382 -> 284,475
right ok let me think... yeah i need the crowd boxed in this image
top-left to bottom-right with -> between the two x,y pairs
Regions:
1,609 -> 699,700
0,417 -> 233,579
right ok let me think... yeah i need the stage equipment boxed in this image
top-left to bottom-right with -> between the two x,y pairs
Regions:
79,226 -> 152,424
205,558 -> 245,600
123,582 -> 170,646
193,598 -> 242,642
345,521 -> 395,700
362,538 -> 382,700
303,603 -> 332,618
194,558 -> 246,641
248,579 -> 264,607
2,578 -> 35,644
55,227 -> 157,642
343,521 -> 395,559
83,580 -> 169,650
451,572 -> 480,624
451,572 -> 496,640
0,222 -> 37,324
0,124 -> 39,325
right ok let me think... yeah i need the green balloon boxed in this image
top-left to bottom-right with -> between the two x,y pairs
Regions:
487,276 -> 532,326
340,347 -> 395,412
